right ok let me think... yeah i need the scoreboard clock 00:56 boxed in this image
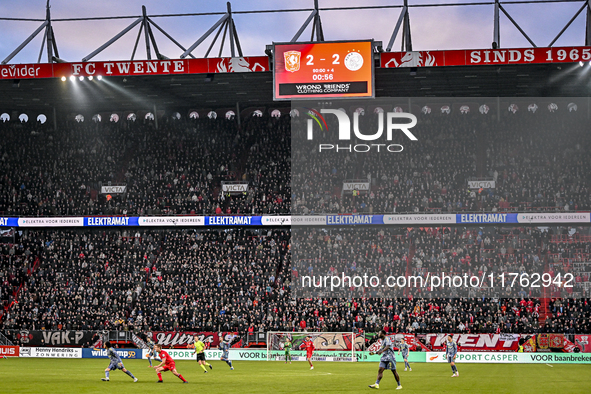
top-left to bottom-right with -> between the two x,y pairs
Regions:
273,40 -> 374,100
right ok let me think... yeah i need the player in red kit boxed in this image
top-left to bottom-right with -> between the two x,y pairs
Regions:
152,344 -> 188,383
300,336 -> 315,370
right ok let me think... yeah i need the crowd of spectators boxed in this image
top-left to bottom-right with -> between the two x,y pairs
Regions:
0,120 -> 125,216
0,104 -> 589,216
484,111 -> 591,212
0,104 -> 590,348
1,229 -> 162,331
291,108 -> 591,214
1,226 -> 589,337
291,226 -> 552,299
0,115 -> 289,217
239,115 -> 291,214
0,231 -> 39,323
292,112 -> 478,214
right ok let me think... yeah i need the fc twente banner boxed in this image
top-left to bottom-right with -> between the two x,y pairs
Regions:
575,335 -> 591,353
0,56 -> 269,80
151,331 -> 240,348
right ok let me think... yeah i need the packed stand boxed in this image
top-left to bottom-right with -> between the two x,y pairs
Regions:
484,110 -> 591,212
0,231 -> 40,323
236,115 -> 291,214
291,226 -> 551,299
1,105 -> 590,216
292,112 -> 478,214
0,229 -> 162,331
0,120 -> 126,216
0,115 -> 289,217
292,108 -> 591,214
0,228 -> 291,333
1,226 -> 589,336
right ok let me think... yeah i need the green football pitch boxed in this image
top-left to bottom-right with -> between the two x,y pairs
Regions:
1,358 -> 590,393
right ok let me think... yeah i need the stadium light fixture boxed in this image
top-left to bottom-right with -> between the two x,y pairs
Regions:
61,76 -> 66,82
69,76 -> 76,82
579,61 -> 584,67
88,76 -> 93,81
97,75 -> 102,81
79,76 -> 85,81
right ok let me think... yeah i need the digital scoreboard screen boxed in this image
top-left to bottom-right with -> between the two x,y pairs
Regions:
273,40 -> 374,100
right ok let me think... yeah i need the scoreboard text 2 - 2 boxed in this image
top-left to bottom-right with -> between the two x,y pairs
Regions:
273,41 -> 374,100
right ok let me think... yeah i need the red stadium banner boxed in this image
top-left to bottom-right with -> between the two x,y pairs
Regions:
548,333 -> 565,349
0,63 -> 53,79
381,46 -> 591,68
0,56 -> 269,80
425,333 -> 523,352
401,333 -> 417,351
187,58 -> 209,74
207,56 -> 268,73
0,345 -> 19,357
151,331 -> 239,348
575,335 -> 591,353
563,338 -> 578,353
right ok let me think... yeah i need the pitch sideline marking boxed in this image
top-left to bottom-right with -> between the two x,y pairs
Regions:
545,364 -> 553,368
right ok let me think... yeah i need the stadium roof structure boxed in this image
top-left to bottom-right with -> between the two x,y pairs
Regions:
0,1 -> 591,114
0,63 -> 589,114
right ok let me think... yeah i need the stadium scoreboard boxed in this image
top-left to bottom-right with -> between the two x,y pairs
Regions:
273,40 -> 374,100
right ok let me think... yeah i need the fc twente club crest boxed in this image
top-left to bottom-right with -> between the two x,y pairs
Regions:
284,51 -> 301,73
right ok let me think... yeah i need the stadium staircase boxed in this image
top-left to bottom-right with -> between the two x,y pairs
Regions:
475,129 -> 488,177
131,332 -> 148,349
124,236 -> 167,335
404,236 -> 416,296
538,251 -> 551,324
0,331 -> 14,346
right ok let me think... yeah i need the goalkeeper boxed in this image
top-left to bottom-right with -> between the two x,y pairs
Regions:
284,338 -> 292,364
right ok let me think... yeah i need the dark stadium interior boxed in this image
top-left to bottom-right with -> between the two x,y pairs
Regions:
1,63 -> 590,114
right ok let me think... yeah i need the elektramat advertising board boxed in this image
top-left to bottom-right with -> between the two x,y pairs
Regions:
273,40 -> 374,100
